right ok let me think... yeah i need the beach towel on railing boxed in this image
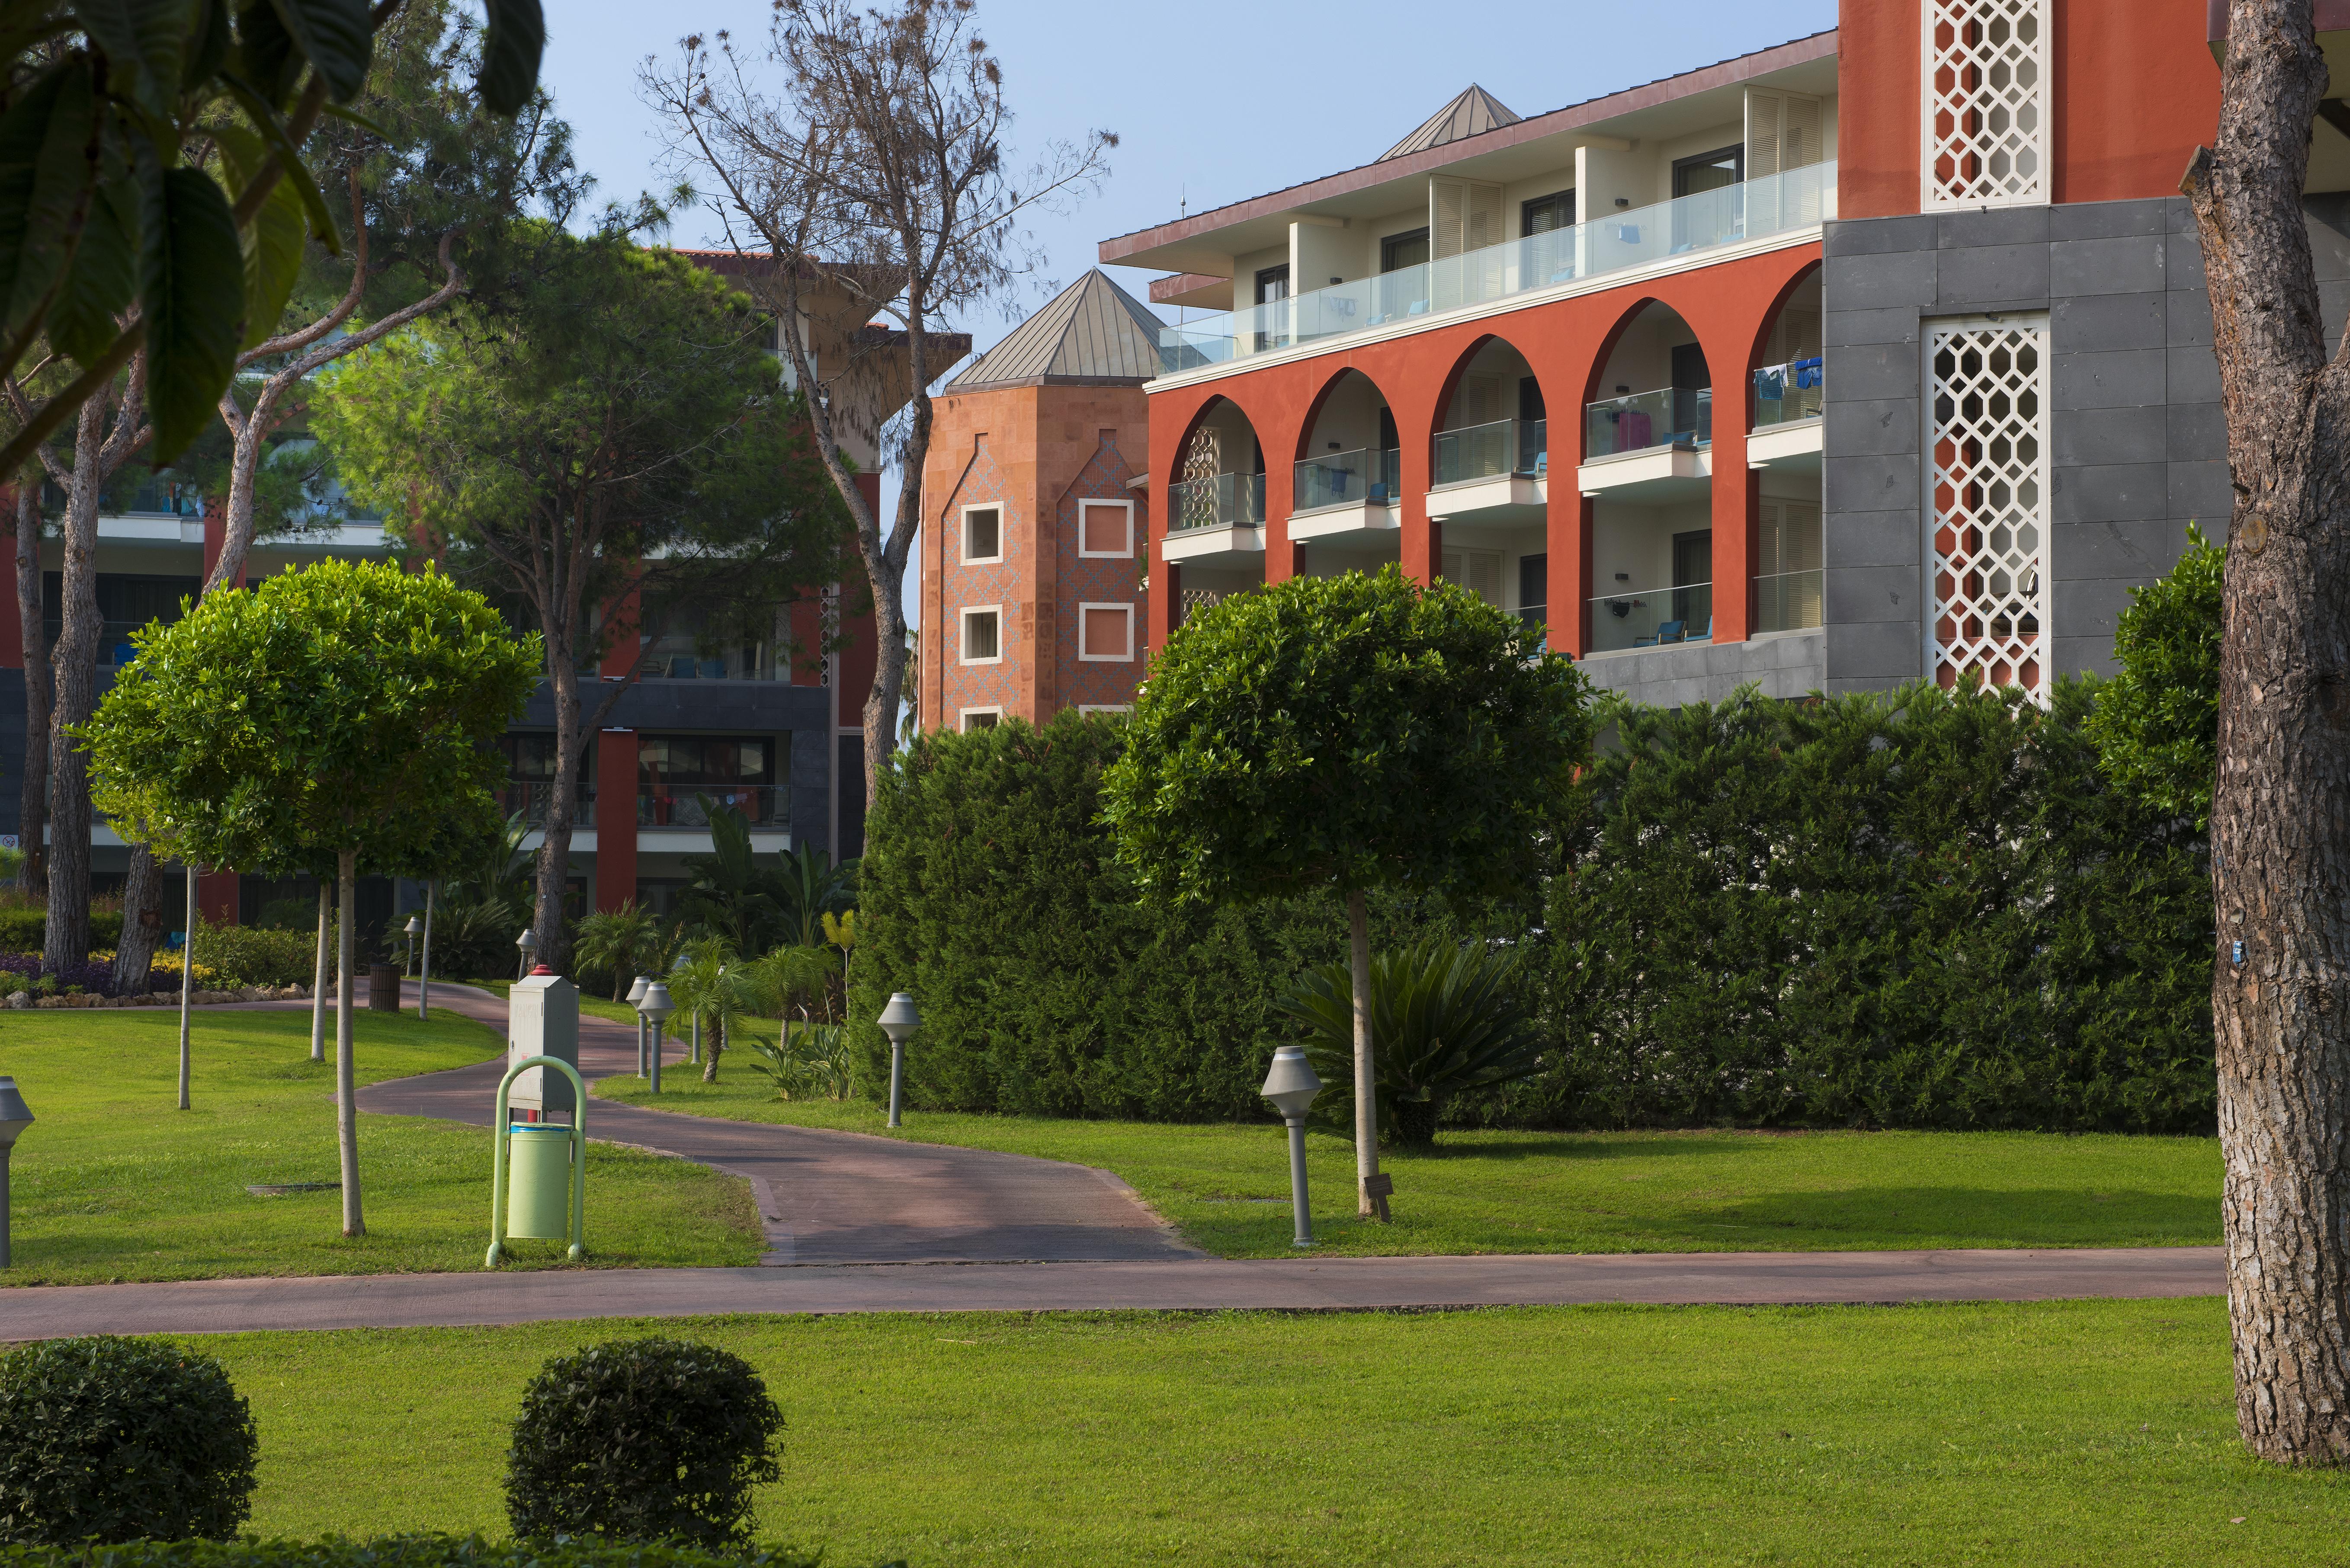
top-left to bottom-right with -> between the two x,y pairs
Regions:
1792,356 -> 1824,390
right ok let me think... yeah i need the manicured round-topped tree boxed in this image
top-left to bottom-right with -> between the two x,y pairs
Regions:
81,558 -> 539,1237
1100,565 -> 1593,1216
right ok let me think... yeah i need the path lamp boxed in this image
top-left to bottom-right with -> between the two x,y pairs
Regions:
673,952 -> 699,1064
515,928 -> 537,982
627,975 -> 651,1077
639,982 -> 674,1095
1260,1046 -> 1322,1248
0,1076 -> 29,1268
402,915 -> 421,978
877,992 -> 919,1129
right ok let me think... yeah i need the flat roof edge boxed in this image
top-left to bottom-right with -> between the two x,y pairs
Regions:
1098,29 -> 1837,265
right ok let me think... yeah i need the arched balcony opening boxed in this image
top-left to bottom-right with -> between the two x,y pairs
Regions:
1748,265 -> 1824,636
1287,369 -> 1403,575
1581,301 -> 1715,656
1423,336 -> 1547,622
1433,337 -> 1548,487
1165,397 -> 1269,619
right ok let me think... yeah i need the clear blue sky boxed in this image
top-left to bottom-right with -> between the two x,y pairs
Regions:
539,0 -> 1842,628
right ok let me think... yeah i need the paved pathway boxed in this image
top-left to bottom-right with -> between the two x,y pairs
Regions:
353,983 -> 1200,1268
0,1247 -> 2225,1339
0,986 -> 2228,1339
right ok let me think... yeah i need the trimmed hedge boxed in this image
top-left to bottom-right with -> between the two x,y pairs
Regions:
0,912 -> 121,953
853,686 -> 2214,1135
0,1540 -> 836,1568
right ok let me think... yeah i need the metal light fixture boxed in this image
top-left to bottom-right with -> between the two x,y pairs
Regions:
1260,1046 -> 1322,1248
403,914 -> 422,979
0,1076 -> 33,1269
638,982 -> 675,1095
627,974 -> 651,1078
877,992 -> 920,1129
516,927 -> 537,982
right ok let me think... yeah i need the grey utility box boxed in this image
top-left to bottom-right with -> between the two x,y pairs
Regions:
508,970 -> 580,1120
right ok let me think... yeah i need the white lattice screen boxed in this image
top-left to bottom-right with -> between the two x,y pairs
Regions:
1927,318 -> 2049,696
1922,0 -> 2048,209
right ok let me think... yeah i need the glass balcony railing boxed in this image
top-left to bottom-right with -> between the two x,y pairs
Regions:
1753,358 -> 1824,427
494,781 -> 593,827
1755,568 -> 1824,634
1586,387 -> 1712,459
1157,162 -> 1836,375
1431,417 -> 1550,486
637,633 -> 787,681
1168,471 -> 1267,532
639,784 -> 784,829
1294,447 -> 1404,512
1589,582 -> 1715,654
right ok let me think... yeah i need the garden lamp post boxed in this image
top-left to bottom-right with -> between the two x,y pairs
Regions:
516,928 -> 536,982
402,915 -> 421,979
877,992 -> 919,1129
627,975 -> 651,1077
0,1076 -> 32,1269
639,981 -> 674,1095
1260,1046 -> 1322,1248
673,952 -> 699,1064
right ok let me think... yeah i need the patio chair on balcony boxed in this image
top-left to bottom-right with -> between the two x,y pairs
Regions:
1633,619 -> 1685,648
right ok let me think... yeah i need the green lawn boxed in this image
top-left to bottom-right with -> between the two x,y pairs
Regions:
467,977 -> 641,1027
196,1298 -> 2343,1565
595,1073 -> 2221,1258
0,1006 -> 761,1285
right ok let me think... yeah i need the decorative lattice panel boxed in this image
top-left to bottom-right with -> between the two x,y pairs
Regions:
1928,319 -> 2049,696
1923,0 -> 2047,209
1178,429 -> 1220,531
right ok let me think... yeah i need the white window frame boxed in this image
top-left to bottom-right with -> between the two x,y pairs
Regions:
961,502 -> 1004,565
1920,0 -> 2049,211
959,605 -> 1004,666
1077,498 -> 1135,559
1077,704 -> 1133,717
1076,602 -> 1135,662
959,707 -> 1003,732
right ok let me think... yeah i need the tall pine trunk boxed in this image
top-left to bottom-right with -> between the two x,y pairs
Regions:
1348,886 -> 1380,1217
42,399 -> 105,974
335,848 -> 364,1236
13,480 -> 45,899
2187,0 -> 2350,1463
532,611 -> 583,976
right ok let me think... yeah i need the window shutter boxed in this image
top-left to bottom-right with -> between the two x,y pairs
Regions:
1747,90 -> 1786,181
1430,179 -> 1468,260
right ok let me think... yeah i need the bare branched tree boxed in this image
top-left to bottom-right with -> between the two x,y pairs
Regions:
2186,0 -> 2350,1464
643,0 -> 1113,807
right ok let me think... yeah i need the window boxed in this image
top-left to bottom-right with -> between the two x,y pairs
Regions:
1924,0 -> 2047,209
1254,265 -> 1290,305
638,734 -> 779,827
1521,190 -> 1574,236
1672,146 -> 1743,198
1078,704 -> 1132,718
1381,228 -> 1429,273
1253,266 -> 1291,353
960,707 -> 1001,731
1517,553 -> 1548,632
1928,316 -> 2049,697
1078,603 -> 1133,662
1439,548 -> 1503,608
960,606 -> 1002,664
962,503 -> 1001,563
1078,499 -> 1133,558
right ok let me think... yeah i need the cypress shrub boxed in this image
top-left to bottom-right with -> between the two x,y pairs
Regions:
0,1337 -> 260,1545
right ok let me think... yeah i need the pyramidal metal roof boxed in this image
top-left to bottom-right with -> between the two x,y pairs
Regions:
1379,85 -> 1524,162
943,269 -> 1164,392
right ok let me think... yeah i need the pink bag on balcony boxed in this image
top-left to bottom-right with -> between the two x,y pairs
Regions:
1620,411 -> 1652,451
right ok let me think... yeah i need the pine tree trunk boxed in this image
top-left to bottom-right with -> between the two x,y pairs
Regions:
311,881 -> 330,1063
14,480 -> 46,900
2186,0 -> 2350,1464
336,848 -> 364,1237
112,843 -> 162,996
42,399 -> 104,974
1349,886 -> 1381,1216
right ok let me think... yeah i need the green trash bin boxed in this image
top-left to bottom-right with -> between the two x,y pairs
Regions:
505,1123 -> 574,1240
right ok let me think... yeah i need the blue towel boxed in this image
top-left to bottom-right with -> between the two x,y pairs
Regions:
1754,367 -> 1786,401
1792,356 -> 1824,390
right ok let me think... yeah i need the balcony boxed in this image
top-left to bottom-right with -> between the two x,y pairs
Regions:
1425,418 -> 1547,522
1289,446 -> 1404,543
1165,471 -> 1269,562
639,784 -> 784,829
1579,388 -> 1712,499
494,781 -> 592,828
1749,357 -> 1825,474
1156,162 -> 1836,376
1589,581 -> 1715,655
1755,568 -> 1824,635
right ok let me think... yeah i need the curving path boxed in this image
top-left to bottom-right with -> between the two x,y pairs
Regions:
351,982 -> 1201,1268
0,985 -> 2227,1340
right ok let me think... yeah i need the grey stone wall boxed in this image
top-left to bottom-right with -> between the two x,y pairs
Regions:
1821,195 -> 2350,695
1576,629 -> 1824,710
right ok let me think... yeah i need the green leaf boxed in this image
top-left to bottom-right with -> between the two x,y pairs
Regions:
477,0 -> 545,117
216,74 -> 341,249
74,0 -> 188,111
183,0 -> 234,90
48,169 -> 140,364
233,0 -> 300,104
239,173 -> 305,350
142,166 -> 245,463
262,0 -> 372,102
0,57 -> 99,350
